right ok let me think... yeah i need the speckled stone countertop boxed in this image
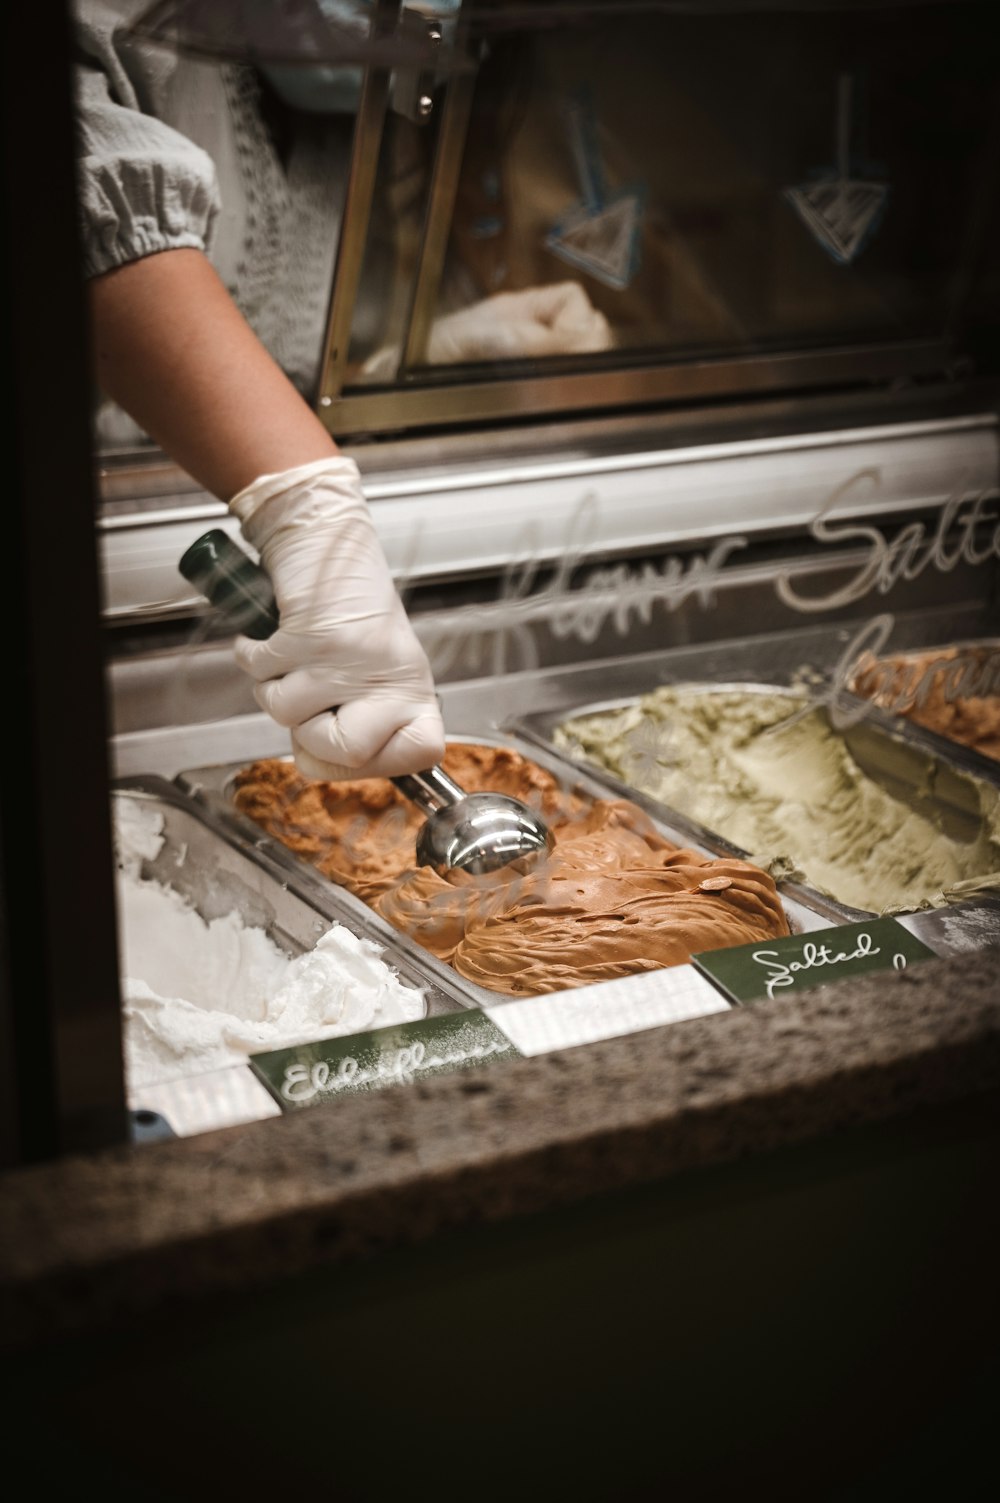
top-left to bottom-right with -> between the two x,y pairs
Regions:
2,946 -> 998,1354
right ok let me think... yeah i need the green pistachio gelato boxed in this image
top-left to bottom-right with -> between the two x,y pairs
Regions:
554,685 -> 1000,914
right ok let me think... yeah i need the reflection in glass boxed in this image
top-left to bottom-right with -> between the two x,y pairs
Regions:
79,1 -> 1000,444
347,1 -> 1000,387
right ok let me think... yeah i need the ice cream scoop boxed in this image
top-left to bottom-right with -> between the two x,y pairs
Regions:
179,530 -> 554,877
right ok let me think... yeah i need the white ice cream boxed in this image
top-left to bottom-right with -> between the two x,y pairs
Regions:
113,797 -> 426,1090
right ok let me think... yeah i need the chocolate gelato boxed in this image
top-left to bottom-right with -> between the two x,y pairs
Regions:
232,743 -> 790,997
850,644 -> 1000,762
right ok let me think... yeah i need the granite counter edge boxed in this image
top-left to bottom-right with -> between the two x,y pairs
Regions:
1,948 -> 998,1349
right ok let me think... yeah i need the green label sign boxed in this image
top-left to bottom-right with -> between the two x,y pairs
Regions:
691,918 -> 937,1006
249,1009 -> 520,1111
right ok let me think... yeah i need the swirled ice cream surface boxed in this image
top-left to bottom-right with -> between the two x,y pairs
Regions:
113,797 -> 425,1089
231,743 -> 791,997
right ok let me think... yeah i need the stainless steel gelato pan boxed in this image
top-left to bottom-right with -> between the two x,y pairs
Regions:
113,777 -> 465,1133
114,775 -> 455,1009
506,668 -> 1000,927
174,731 -> 837,1013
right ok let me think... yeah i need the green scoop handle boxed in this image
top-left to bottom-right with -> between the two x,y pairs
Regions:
179,528 -> 279,640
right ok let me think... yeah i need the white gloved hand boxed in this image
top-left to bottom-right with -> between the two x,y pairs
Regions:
229,456 -> 445,781
361,281 -> 613,378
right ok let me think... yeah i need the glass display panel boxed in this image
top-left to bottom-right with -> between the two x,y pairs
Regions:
345,0 -> 1000,393
82,1 -> 1000,455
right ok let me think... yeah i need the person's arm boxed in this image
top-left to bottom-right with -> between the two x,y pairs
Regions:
88,247 -> 445,781
88,248 -> 338,500
75,4 -> 445,783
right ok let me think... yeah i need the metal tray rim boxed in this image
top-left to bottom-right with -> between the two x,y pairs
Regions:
111,773 -> 460,1017
507,671 -> 1000,923
173,731 -> 839,1010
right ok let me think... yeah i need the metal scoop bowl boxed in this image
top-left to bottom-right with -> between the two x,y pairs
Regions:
396,766 -> 554,877
179,530 -> 556,879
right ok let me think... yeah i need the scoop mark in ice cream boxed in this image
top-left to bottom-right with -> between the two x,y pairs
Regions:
231,743 -> 791,997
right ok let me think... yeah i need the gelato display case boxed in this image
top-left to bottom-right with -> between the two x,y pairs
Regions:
5,0 -> 999,1113
3,9 -> 1000,1490
101,509 -> 1000,1133
88,0 -> 1000,1148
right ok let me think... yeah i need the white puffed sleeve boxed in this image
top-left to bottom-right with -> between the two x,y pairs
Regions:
72,0 -> 221,277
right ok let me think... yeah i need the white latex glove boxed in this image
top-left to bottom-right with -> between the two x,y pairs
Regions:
229,456 -> 445,781
362,281 -> 613,378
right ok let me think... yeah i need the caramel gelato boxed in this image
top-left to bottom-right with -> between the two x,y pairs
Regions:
231,743 -> 790,997
554,686 -> 1000,915
850,644 -> 1000,762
